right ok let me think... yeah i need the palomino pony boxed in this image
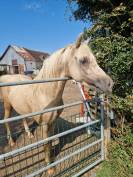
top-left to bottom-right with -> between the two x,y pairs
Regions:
0,35 -> 113,174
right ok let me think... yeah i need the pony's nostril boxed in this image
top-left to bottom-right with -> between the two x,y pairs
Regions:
108,82 -> 111,88
107,79 -> 113,92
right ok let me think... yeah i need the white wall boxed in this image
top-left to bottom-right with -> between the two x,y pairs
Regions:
25,60 -> 36,71
0,47 -> 25,66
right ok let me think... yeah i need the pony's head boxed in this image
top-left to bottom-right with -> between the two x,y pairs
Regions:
67,34 -> 113,93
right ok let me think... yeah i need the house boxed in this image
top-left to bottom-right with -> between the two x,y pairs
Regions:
0,45 -> 49,74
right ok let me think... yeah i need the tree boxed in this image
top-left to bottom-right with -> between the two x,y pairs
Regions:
68,0 -> 132,36
68,0 -> 133,120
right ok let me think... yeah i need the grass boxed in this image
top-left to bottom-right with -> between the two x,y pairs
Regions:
96,125 -> 133,177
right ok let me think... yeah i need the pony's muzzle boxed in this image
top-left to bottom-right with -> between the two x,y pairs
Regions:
96,76 -> 114,94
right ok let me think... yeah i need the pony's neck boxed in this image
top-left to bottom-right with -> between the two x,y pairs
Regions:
33,48 -> 69,101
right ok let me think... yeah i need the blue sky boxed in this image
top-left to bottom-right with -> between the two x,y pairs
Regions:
0,0 -> 91,55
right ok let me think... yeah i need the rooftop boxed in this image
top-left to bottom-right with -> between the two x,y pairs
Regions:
0,45 -> 49,61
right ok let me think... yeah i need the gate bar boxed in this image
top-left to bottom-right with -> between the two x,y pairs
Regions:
26,139 -> 102,177
0,77 -> 70,87
0,119 -> 100,160
72,158 -> 102,177
0,98 -> 102,124
0,101 -> 82,123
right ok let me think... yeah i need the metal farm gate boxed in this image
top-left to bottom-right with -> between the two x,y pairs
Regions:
0,78 -> 105,177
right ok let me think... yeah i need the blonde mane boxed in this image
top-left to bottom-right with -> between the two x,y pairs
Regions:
34,45 -> 73,80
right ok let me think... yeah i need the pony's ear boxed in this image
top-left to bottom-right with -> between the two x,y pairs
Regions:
84,37 -> 90,44
75,34 -> 83,48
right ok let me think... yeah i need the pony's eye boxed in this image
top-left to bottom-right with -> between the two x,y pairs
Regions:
80,57 -> 88,65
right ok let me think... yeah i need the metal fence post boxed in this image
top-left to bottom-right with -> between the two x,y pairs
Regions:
100,95 -> 111,159
100,95 -> 104,160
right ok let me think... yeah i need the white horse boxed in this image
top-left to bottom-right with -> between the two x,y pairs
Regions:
0,35 -> 113,175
